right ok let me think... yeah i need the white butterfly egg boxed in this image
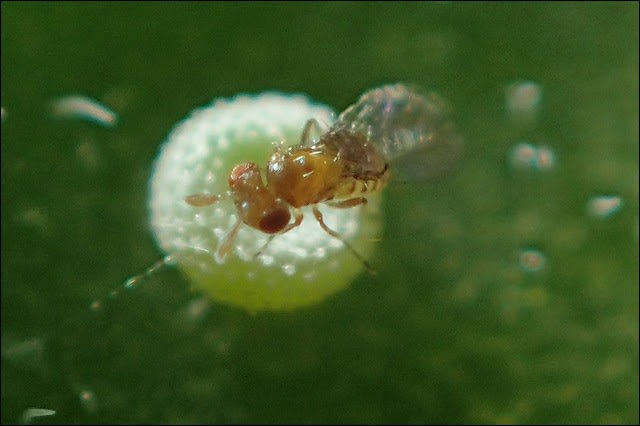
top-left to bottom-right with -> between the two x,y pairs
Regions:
149,92 -> 383,312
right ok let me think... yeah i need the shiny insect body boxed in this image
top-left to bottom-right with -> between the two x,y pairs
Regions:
186,84 -> 462,271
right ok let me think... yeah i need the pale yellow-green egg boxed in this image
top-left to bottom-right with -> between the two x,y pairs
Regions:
148,92 -> 383,311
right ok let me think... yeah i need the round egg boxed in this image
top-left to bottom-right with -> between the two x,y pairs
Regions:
148,92 -> 383,312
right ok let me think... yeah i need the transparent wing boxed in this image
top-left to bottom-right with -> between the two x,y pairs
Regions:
333,84 -> 463,181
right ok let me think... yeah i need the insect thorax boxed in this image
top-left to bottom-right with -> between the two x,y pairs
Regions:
267,147 -> 343,208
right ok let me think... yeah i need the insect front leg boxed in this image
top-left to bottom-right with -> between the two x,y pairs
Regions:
216,218 -> 244,262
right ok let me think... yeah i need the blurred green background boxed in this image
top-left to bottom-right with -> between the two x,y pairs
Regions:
2,2 -> 638,424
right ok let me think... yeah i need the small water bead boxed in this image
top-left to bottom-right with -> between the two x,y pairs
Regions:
509,141 -> 538,170
78,389 -> 98,414
535,145 -> 556,171
508,141 -> 556,172
90,300 -> 102,312
49,94 -> 118,128
518,248 -> 547,273
20,408 -> 56,424
587,195 -> 623,219
505,80 -> 543,127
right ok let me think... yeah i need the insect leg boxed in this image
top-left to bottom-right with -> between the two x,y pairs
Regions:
301,118 -> 324,146
216,218 -> 244,262
312,206 -> 375,275
279,209 -> 304,234
325,197 -> 368,209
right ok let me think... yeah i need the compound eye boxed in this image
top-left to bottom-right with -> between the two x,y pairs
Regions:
259,208 -> 291,234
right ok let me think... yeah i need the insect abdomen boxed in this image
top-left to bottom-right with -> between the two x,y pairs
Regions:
331,173 -> 389,201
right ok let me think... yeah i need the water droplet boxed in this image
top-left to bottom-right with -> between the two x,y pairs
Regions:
519,249 -> 546,272
78,389 -> 97,413
587,195 -> 623,219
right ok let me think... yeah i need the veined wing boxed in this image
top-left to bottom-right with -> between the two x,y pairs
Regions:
332,84 -> 463,181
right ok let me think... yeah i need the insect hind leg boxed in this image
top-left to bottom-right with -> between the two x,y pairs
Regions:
325,197 -> 368,209
311,206 -> 375,275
